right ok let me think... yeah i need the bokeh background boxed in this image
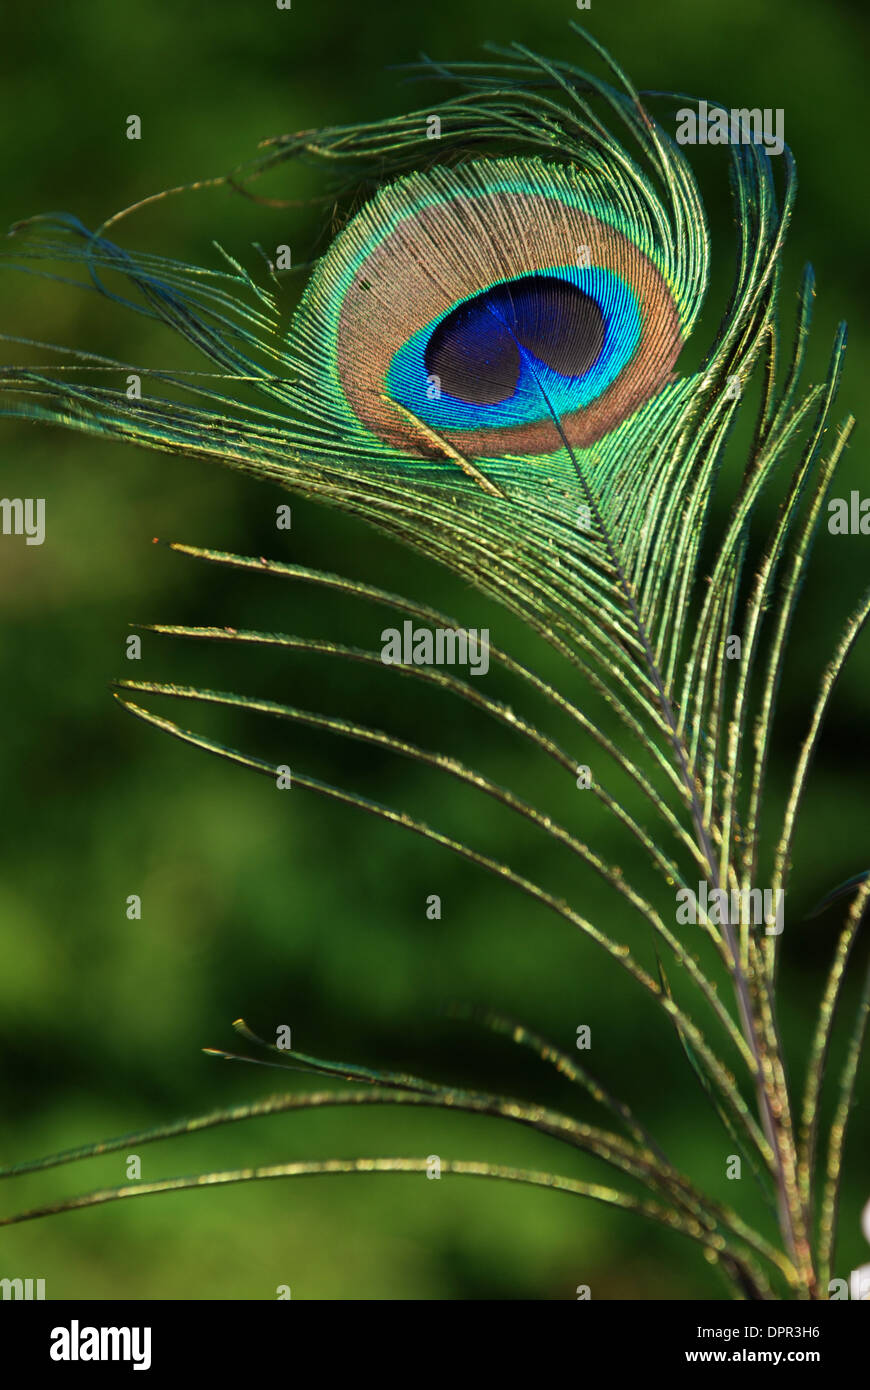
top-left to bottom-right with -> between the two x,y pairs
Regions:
0,0 -> 867,1299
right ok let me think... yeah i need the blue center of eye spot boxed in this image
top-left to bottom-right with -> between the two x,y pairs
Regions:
385,265 -> 642,433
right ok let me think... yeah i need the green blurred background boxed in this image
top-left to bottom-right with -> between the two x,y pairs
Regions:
0,0 -> 867,1299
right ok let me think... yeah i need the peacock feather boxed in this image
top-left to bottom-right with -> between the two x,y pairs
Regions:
1,29 -> 867,1301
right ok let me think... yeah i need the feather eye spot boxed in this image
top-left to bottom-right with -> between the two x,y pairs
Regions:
293,158 -> 700,464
